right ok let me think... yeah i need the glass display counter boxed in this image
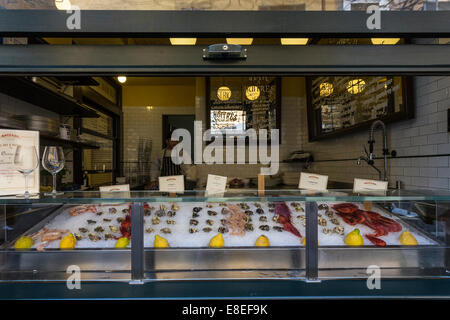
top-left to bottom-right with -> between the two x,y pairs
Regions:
0,190 -> 448,287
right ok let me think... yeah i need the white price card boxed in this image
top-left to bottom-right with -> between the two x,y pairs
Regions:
100,184 -> 131,199
353,178 -> 388,194
298,172 -> 328,192
0,129 -> 39,196
159,175 -> 184,193
206,174 -> 227,196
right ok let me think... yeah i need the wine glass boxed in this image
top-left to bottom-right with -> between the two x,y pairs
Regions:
13,145 -> 39,198
42,146 -> 65,196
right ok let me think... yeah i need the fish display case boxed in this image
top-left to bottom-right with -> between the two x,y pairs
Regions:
0,190 -> 449,287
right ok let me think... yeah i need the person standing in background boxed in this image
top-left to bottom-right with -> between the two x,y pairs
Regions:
148,130 -> 195,190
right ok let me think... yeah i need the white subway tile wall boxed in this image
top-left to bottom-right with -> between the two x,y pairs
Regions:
300,76 -> 450,190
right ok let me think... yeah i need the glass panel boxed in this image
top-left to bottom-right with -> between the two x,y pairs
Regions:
0,191 -> 448,281
317,199 -> 448,279
143,197 -> 305,280
0,202 -> 131,282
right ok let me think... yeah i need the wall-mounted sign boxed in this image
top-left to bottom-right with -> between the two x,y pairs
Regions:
208,77 -> 281,137
217,86 -> 232,101
245,85 -> 260,101
210,110 -> 246,135
0,129 -> 39,196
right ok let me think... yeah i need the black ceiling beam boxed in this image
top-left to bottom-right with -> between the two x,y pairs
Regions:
0,10 -> 449,37
0,44 -> 449,75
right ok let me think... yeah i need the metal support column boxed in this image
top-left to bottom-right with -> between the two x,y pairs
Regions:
305,201 -> 320,282
130,202 -> 144,284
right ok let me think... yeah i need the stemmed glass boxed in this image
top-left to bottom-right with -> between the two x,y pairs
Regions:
13,145 -> 39,198
42,146 -> 65,196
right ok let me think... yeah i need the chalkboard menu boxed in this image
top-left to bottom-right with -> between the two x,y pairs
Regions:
307,76 -> 413,141
207,77 -> 280,137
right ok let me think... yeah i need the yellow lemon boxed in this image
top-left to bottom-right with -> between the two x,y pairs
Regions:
344,228 -> 364,246
14,236 -> 34,250
154,235 -> 169,248
115,237 -> 130,248
399,231 -> 418,246
59,234 -> 76,250
255,235 -> 270,247
209,233 -> 224,248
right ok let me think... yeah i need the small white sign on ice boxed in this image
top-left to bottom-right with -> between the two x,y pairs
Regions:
159,175 -> 184,193
206,174 -> 227,196
298,172 -> 328,192
353,178 -> 388,194
99,184 -> 131,198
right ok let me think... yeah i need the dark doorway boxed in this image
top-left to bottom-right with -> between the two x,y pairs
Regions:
162,114 -> 195,162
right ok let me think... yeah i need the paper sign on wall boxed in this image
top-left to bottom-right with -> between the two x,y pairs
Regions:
298,172 -> 328,192
0,129 -> 39,196
353,178 -> 388,194
206,174 -> 227,196
159,175 -> 184,193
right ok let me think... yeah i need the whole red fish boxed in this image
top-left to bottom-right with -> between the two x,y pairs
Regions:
274,202 -> 302,238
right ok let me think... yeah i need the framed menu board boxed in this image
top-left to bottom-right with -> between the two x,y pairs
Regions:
206,77 -> 281,139
306,76 -> 413,141
0,129 -> 39,196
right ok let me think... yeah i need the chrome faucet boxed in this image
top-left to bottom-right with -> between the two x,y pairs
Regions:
357,120 -> 394,181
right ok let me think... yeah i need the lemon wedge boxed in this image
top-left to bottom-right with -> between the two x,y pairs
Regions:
209,233 -> 224,248
399,230 -> 418,246
344,228 -> 364,246
115,237 -> 130,248
154,235 -> 169,248
14,236 -> 34,250
59,234 -> 77,250
255,235 -> 270,247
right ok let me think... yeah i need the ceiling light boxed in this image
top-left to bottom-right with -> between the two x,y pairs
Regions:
226,38 -> 253,45
117,76 -> 127,84
169,38 -> 197,45
371,38 -> 400,45
281,38 -> 309,45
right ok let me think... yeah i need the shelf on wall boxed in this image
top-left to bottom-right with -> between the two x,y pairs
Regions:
0,77 -> 98,118
40,134 -> 99,150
